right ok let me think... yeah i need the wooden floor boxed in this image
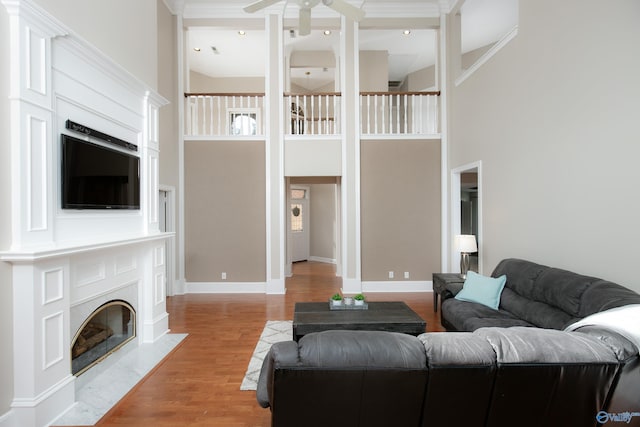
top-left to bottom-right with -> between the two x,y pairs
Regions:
78,262 -> 444,427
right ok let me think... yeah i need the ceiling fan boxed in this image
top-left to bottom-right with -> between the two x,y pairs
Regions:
243,0 -> 365,36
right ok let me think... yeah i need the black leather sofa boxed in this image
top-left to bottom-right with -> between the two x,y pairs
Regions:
256,327 -> 640,427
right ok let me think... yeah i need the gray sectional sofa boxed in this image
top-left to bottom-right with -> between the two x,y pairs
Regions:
441,258 -> 640,331
257,259 -> 640,426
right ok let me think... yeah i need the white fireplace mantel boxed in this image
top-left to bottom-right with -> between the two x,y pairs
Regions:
1,1 -> 172,426
1,232 -> 173,263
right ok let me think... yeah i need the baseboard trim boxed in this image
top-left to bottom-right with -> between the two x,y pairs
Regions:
10,374 -> 75,427
142,312 -> 170,343
362,280 -> 432,293
308,256 -> 336,264
185,282 -> 267,293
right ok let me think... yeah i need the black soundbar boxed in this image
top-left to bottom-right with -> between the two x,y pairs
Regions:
65,120 -> 138,152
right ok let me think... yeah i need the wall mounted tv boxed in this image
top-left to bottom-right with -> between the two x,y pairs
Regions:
61,134 -> 140,209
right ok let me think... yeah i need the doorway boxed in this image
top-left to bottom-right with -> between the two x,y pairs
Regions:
451,162 -> 482,274
290,186 -> 310,262
286,177 -> 340,278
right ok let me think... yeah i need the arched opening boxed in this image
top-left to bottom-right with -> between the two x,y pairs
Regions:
71,300 -> 136,376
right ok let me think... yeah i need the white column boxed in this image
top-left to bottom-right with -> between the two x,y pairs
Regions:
340,17 -> 362,294
265,13 -> 285,294
2,2 -> 75,425
4,0 -> 66,251
140,241 -> 170,342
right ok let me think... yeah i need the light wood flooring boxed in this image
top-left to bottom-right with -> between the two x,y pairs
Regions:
69,261 -> 444,427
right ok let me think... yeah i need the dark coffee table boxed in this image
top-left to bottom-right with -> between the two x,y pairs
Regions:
292,301 -> 426,341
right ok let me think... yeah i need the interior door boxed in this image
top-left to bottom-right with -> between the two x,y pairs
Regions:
290,194 -> 310,263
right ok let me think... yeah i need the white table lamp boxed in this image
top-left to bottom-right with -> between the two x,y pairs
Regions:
455,234 -> 477,279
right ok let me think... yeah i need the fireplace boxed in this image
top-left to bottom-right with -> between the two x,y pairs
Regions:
2,2 -> 172,426
71,300 -> 136,376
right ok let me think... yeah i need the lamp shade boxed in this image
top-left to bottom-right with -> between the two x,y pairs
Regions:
455,234 -> 477,253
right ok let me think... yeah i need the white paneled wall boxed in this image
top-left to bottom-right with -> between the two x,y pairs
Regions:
0,2 -> 171,426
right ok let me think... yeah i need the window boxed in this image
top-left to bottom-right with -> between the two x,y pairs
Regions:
229,109 -> 259,135
291,203 -> 303,232
291,189 -> 306,199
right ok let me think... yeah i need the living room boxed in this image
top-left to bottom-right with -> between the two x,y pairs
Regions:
1,0 -> 639,426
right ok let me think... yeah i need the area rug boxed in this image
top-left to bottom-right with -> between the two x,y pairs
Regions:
240,320 -> 292,390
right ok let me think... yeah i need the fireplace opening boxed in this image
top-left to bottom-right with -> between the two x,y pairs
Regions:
71,300 -> 136,376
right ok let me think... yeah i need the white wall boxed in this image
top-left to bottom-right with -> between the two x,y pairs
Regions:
449,0 -> 640,292
0,0 -> 167,421
0,3 -> 13,416
157,2 -> 180,290
33,0 -> 158,89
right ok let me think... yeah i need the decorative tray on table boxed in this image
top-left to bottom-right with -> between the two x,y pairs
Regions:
328,300 -> 369,310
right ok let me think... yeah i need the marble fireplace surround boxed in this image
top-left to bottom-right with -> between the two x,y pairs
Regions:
1,1 -> 174,426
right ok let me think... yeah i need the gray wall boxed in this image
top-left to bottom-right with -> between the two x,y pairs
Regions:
184,140 -> 266,282
0,3 -> 13,415
359,51 -> 388,91
361,139 -> 441,282
309,183 -> 336,261
403,65 -> 436,91
448,0 -> 640,292
158,5 -> 178,188
189,71 -> 265,93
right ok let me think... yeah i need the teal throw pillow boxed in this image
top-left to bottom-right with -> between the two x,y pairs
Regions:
454,271 -> 507,310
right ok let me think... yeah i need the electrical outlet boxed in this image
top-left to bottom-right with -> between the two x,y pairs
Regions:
388,271 -> 394,279
404,271 -> 410,279
221,272 -> 227,280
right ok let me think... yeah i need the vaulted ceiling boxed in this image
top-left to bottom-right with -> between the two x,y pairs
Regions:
170,0 -> 517,89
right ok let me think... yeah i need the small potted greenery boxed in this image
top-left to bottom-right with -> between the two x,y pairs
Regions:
331,293 -> 343,306
353,293 -> 366,306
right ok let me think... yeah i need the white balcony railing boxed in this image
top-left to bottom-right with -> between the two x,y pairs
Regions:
360,91 -> 440,136
185,93 -> 265,137
285,93 -> 341,136
184,91 -> 440,138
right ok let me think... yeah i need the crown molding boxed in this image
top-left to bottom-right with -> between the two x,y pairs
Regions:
183,1 -> 252,19
438,0 -> 458,14
162,0 -> 184,15
180,0 -> 446,20
1,0 -> 68,37
361,1 -> 441,18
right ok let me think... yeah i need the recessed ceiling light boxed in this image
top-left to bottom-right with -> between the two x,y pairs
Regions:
238,30 -> 246,36
403,30 -> 411,35
323,30 -> 331,36
193,47 -> 201,52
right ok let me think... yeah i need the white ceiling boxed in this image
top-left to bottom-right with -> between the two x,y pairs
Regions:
184,0 -> 517,89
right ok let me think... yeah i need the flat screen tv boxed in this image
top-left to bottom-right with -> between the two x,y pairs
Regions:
62,134 -> 140,209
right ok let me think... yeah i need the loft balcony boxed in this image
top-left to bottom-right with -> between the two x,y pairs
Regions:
184,91 -> 440,138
